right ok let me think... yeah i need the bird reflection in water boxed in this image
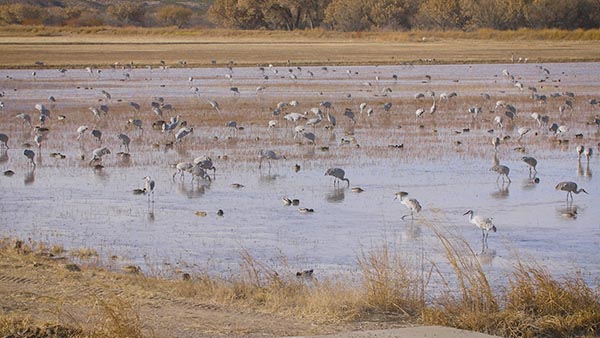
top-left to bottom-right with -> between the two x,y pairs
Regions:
24,168 -> 35,185
490,181 -> 510,199
178,181 -> 208,199
259,173 -> 279,185
577,159 -> 592,178
0,148 -> 8,163
325,187 -> 345,203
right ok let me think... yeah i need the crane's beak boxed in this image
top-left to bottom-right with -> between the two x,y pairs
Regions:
462,210 -> 470,215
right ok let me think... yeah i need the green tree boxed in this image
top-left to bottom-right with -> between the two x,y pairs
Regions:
107,2 -> 146,25
156,5 -> 193,28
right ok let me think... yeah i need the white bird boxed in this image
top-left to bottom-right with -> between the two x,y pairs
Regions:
325,167 -> 349,186
258,149 -> 285,169
555,181 -> 588,204
394,191 -> 422,220
463,210 -> 497,251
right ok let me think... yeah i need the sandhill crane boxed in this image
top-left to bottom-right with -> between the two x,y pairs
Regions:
89,147 -> 110,165
492,137 -> 500,152
284,112 -> 307,124
325,167 -> 349,187
77,125 -> 89,141
0,133 -> 8,148
522,156 -> 538,176
463,210 -> 496,251
490,164 -> 511,183
190,163 -> 211,183
382,102 -> 393,112
517,127 -> 530,141
129,101 -> 140,112
117,133 -> 131,153
16,113 -> 32,127
415,108 -> 425,118
143,176 -> 155,203
173,162 -> 193,180
302,131 -> 316,144
494,116 -> 503,129
127,119 -> 143,135
193,156 -> 216,179
394,191 -> 422,220
343,108 -> 356,124
34,134 -> 43,149
258,149 -> 285,169
576,145 -> 585,159
429,98 -> 437,115
555,181 -> 588,203
91,129 -> 102,144
207,98 -> 221,115
24,149 -> 35,167
584,147 -> 593,162
175,127 -> 193,142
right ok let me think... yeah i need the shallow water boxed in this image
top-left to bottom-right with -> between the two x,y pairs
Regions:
0,62 -> 599,285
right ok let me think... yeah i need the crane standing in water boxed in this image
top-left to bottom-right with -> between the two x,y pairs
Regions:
463,210 -> 496,252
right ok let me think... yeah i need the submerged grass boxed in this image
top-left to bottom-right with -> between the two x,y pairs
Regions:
1,228 -> 599,338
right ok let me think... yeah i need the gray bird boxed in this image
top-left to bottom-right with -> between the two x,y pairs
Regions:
258,149 -> 286,169
325,167 -> 350,186
490,164 -> 511,183
555,181 -> 588,203
522,156 -> 538,175
394,191 -> 422,220
0,133 -> 8,148
24,149 -> 35,167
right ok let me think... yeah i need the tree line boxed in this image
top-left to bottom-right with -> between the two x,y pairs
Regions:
1,0 -> 599,31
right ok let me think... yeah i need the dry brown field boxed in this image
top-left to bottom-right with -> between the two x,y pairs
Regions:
0,26 -> 599,68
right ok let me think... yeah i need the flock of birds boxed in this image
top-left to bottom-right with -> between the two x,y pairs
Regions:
0,59 -> 599,256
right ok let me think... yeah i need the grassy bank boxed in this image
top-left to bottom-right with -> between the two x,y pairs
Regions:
1,227 -> 598,338
0,26 -> 599,67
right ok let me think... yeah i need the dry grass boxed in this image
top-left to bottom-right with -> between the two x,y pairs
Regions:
1,226 -> 599,338
0,26 -> 599,67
